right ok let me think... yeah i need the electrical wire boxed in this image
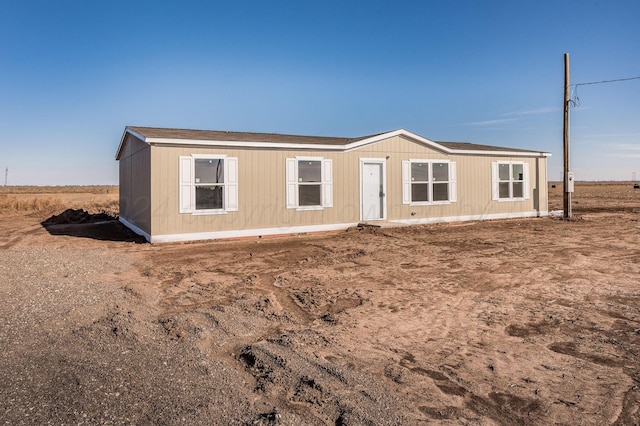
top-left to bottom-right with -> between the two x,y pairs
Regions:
573,76 -> 640,87
570,75 -> 640,107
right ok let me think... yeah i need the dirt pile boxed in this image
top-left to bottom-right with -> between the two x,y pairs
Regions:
40,209 -> 146,243
42,208 -> 114,225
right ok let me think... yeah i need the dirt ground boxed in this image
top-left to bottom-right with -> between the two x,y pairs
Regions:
1,183 -> 639,425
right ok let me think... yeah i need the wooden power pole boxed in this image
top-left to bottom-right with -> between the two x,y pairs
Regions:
563,53 -> 572,219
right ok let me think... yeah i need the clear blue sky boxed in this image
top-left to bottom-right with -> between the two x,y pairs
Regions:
1,0 -> 639,185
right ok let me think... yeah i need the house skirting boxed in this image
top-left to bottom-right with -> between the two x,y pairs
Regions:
120,210 -> 547,244
119,216 -> 359,244
389,210 -> 548,226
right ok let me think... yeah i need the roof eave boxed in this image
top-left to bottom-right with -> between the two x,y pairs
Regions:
448,149 -> 552,157
115,127 -> 149,160
341,129 -> 446,152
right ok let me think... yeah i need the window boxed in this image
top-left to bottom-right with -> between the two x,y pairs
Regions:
492,161 -> 529,201
298,160 -> 322,206
286,157 -> 332,210
195,159 -> 224,210
179,155 -> 238,214
402,160 -> 457,205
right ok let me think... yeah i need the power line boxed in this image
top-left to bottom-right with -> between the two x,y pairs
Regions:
573,76 -> 640,87
570,75 -> 640,107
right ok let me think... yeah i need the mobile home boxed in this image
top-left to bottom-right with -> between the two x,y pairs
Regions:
116,126 -> 550,243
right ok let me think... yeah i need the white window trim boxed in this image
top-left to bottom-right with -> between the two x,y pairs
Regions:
286,156 -> 333,211
402,159 -> 457,206
492,161 -> 530,202
179,154 -> 238,215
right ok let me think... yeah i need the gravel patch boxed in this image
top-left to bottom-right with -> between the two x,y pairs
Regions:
0,247 -> 257,425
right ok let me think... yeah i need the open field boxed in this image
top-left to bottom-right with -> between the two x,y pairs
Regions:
0,186 -> 118,216
1,183 -> 639,424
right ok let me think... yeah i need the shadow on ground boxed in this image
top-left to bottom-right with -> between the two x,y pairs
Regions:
41,209 -> 147,243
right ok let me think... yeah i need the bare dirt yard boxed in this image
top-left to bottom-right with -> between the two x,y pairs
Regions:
1,183 -> 639,425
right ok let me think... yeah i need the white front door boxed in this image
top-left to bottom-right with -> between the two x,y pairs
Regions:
361,161 -> 385,220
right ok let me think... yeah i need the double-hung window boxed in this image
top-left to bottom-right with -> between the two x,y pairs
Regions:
179,155 -> 238,214
492,161 -> 529,201
402,160 -> 457,205
285,157 -> 333,210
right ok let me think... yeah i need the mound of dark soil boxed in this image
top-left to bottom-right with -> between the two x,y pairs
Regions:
42,208 -> 114,225
41,209 -> 146,243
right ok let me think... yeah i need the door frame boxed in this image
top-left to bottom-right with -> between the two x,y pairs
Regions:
359,158 -> 387,221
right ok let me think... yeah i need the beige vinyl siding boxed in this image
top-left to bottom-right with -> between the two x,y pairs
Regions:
147,135 -> 548,237
364,136 -> 547,221
150,146 -> 356,236
118,135 -> 151,234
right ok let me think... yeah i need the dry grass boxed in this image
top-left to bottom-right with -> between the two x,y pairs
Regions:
549,181 -> 640,212
0,186 -> 117,195
84,198 -> 119,216
0,195 -> 64,213
0,186 -> 119,216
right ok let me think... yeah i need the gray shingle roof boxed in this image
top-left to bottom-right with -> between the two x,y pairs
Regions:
124,126 -> 548,155
435,141 -> 539,153
127,126 -> 382,146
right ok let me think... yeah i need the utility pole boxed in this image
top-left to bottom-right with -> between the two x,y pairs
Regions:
4,167 -> 7,187
563,53 -> 572,219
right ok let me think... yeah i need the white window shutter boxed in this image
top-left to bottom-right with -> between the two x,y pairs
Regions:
285,158 -> 298,209
322,159 -> 333,208
402,161 -> 411,204
523,162 -> 530,200
225,157 -> 238,211
179,156 -> 193,213
491,162 -> 499,201
449,161 -> 457,202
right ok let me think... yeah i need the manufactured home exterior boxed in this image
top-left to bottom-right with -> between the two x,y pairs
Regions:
116,127 -> 550,243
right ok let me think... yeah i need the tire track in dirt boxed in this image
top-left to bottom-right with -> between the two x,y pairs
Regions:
0,222 -> 44,248
257,273 -> 316,324
237,337 -> 408,424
